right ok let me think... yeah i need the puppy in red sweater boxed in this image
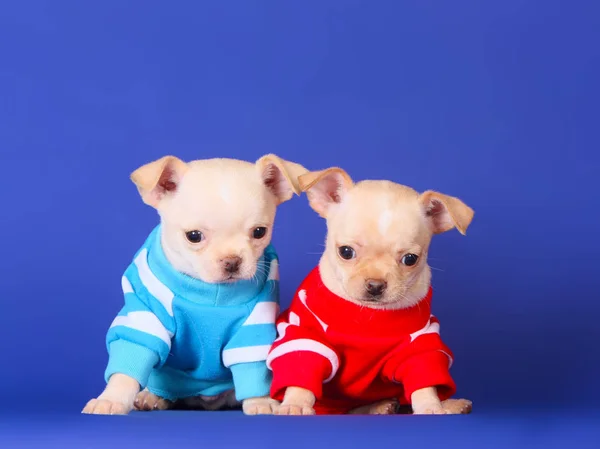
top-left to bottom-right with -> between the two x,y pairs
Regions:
267,167 -> 474,415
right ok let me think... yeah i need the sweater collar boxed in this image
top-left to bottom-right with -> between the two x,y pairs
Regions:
144,226 -> 269,306
306,267 -> 433,335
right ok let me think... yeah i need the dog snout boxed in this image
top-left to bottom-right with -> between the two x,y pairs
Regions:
364,279 -> 387,297
222,256 -> 242,274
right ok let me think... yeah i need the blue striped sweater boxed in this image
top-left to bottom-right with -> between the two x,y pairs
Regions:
104,226 -> 279,401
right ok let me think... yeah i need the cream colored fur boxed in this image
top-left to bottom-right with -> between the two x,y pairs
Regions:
82,154 -> 306,416
275,167 -> 474,416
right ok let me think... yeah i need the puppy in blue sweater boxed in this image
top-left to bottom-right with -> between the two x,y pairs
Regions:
83,154 -> 306,415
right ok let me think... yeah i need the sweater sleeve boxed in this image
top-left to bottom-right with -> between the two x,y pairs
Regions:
104,260 -> 176,389
266,290 -> 339,401
222,248 -> 280,401
382,316 -> 455,403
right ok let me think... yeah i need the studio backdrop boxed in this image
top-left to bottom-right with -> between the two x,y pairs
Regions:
0,0 -> 597,414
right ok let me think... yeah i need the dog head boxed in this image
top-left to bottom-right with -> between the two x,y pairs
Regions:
299,168 -> 474,309
131,154 -> 306,283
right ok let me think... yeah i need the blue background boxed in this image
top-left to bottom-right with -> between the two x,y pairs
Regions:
1,0 -> 598,447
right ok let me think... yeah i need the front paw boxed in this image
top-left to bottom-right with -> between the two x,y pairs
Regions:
275,403 -> 316,416
134,390 -> 172,411
412,401 -> 447,415
441,398 -> 472,414
367,399 -> 400,415
242,396 -> 279,415
415,406 -> 447,415
82,398 -> 131,415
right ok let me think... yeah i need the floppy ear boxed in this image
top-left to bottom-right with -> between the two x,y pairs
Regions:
298,168 -> 354,218
130,156 -> 188,208
419,190 -> 474,235
256,154 -> 308,204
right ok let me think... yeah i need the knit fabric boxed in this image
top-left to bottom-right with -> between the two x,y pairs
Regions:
267,267 -> 455,414
105,226 -> 279,401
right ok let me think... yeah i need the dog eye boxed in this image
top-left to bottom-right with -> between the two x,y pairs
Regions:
401,253 -> 419,266
338,246 -> 356,260
252,227 -> 267,239
185,230 -> 204,243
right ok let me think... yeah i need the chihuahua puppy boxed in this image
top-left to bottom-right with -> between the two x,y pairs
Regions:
82,154 -> 305,415
266,167 -> 474,415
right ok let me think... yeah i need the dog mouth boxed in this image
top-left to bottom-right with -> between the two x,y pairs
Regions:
213,263 -> 258,283
221,274 -> 238,283
361,296 -> 382,303
358,291 -> 405,307
357,297 -> 404,310
219,271 -> 254,283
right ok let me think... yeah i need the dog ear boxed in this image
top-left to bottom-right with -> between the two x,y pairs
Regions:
256,154 -> 308,204
298,168 -> 354,218
130,156 -> 188,208
419,191 -> 474,235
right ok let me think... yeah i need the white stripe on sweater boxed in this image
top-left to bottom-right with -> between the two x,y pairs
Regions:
110,311 -> 173,347
243,302 -> 279,326
121,276 -> 134,295
298,289 -> 328,331
409,315 -> 440,342
274,312 -> 300,342
134,248 -> 174,316
439,350 -> 454,368
222,345 -> 271,367
266,338 -> 339,383
268,259 -> 279,281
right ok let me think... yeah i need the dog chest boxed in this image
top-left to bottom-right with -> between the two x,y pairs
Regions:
164,301 -> 251,377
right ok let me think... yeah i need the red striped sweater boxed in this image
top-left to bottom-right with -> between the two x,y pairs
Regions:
267,267 -> 456,414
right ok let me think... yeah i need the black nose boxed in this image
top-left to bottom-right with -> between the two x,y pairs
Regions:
365,279 -> 387,297
223,256 -> 242,274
